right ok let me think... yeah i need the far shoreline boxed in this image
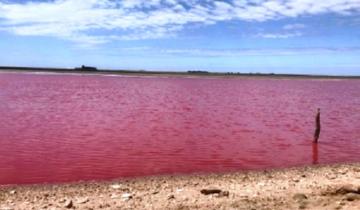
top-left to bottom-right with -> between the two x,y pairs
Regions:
1,66 -> 360,80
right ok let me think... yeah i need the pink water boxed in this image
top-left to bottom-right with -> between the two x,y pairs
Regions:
0,72 -> 359,185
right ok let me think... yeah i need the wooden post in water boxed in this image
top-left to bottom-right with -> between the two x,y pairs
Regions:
313,108 -> 321,143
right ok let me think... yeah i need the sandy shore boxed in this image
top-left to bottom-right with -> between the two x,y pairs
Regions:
1,163 -> 359,210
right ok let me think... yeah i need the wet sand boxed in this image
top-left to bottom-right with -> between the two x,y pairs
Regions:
1,163 -> 359,210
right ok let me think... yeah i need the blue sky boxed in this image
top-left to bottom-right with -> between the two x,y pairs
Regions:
0,0 -> 360,75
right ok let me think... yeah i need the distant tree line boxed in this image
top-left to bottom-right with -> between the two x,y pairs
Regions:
187,70 -> 209,74
74,65 -> 98,71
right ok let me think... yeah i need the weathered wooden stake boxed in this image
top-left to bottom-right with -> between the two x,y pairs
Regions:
314,108 -> 321,143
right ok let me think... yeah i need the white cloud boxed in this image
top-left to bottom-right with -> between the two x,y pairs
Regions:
283,23 -> 306,30
0,0 -> 359,45
256,31 -> 303,39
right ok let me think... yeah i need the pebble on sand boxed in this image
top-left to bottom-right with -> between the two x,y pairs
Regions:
110,184 -> 122,189
64,199 -> 73,208
77,197 -> 90,204
121,193 -> 133,201
200,189 -> 222,195
345,193 -> 360,201
335,184 -> 359,195
110,194 -> 119,199
293,193 -> 308,201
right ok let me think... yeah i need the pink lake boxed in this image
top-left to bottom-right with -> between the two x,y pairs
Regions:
0,72 -> 359,185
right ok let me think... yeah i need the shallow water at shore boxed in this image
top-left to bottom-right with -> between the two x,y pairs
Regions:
0,72 -> 359,185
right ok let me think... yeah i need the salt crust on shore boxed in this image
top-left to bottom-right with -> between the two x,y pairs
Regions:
1,163 -> 359,210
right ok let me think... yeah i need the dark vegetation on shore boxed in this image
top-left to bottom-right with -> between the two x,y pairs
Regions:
0,65 -> 359,79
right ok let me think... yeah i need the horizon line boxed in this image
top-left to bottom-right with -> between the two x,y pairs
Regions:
1,65 -> 360,78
